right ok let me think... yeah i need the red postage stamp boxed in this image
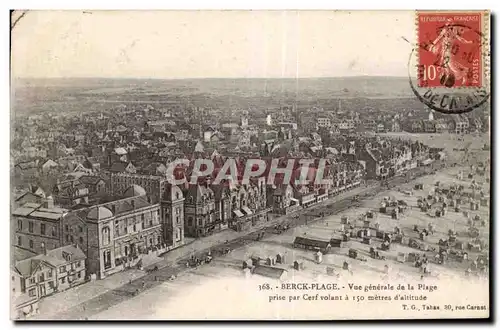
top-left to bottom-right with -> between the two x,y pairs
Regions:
417,11 -> 484,88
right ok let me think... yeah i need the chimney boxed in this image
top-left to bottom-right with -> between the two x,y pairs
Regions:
43,196 -> 54,209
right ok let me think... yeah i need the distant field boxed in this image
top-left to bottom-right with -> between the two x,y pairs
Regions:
377,132 -> 489,150
11,77 -> 426,115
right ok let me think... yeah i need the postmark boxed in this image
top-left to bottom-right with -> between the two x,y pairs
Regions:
408,11 -> 490,114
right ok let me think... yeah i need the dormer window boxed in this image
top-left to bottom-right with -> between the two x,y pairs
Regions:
63,251 -> 72,262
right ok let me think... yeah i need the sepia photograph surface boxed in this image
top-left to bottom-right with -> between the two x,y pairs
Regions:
10,10 -> 490,320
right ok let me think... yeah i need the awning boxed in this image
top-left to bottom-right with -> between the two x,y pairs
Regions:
233,210 -> 244,218
242,206 -> 253,216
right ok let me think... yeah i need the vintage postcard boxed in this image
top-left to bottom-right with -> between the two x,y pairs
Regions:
10,10 -> 490,320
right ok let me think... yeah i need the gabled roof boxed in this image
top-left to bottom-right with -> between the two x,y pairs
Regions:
293,236 -> 331,249
109,162 -> 127,173
252,265 -> 287,279
44,245 -> 86,264
163,184 -> 184,202
114,147 -> 128,155
185,184 -> 213,202
194,141 -> 205,153
79,175 -> 104,186
14,259 -> 44,278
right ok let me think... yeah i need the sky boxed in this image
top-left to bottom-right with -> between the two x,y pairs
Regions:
11,10 -> 415,79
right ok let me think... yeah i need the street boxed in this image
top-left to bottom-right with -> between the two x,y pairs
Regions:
33,162 -> 450,320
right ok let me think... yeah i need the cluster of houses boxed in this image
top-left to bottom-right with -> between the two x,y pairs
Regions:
311,105 -> 488,135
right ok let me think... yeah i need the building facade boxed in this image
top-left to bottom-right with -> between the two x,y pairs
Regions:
161,184 -> 186,249
11,244 -> 86,301
13,198 -> 67,254
184,184 -> 216,237
85,186 -> 162,279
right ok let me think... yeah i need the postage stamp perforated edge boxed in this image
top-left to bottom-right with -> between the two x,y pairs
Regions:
414,10 -> 490,90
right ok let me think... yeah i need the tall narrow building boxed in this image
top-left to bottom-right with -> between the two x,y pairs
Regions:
161,184 -> 185,249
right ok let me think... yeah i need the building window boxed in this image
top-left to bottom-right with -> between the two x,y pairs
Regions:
39,274 -> 45,282
104,251 -> 111,269
29,278 -> 35,285
65,225 -> 69,232
188,217 -> 193,226
17,236 -> 22,246
28,221 -> 33,233
176,216 -> 180,224
149,217 -> 153,227
52,227 -> 57,237
17,220 -> 22,230
102,227 -> 110,245
133,224 -> 136,232
61,277 -> 66,284
29,240 -> 34,249
40,223 -> 46,235
77,271 -> 82,279
76,261 -> 81,268
175,208 -> 180,215
66,234 -> 70,242
11,276 -> 14,281
28,288 -> 36,297
49,281 -> 55,289
70,235 -> 74,243
60,266 -> 66,273
48,270 -> 53,278
79,226 -> 83,233
79,237 -> 84,245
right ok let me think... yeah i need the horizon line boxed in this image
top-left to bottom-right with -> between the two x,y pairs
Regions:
13,75 -> 409,81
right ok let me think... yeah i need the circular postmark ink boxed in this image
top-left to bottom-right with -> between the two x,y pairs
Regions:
408,22 -> 490,115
